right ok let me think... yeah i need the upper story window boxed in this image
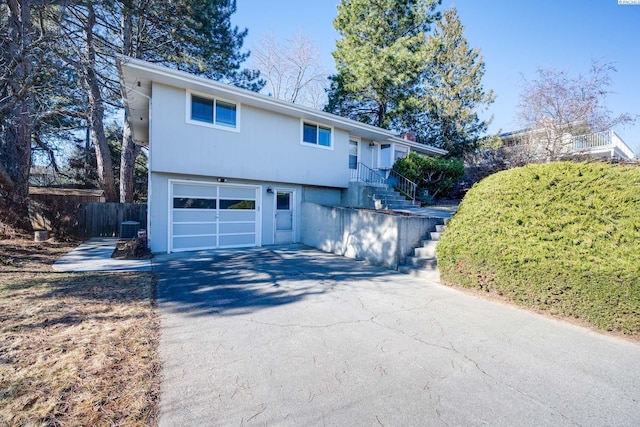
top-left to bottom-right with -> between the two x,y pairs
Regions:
188,92 -> 239,131
301,121 -> 332,149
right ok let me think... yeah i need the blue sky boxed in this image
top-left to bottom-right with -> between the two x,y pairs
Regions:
233,0 -> 640,154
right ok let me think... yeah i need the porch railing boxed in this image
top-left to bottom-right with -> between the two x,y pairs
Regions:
351,163 -> 418,205
388,169 -> 417,205
350,162 -> 386,186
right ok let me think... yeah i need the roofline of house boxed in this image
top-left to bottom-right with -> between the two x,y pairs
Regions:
116,56 -> 447,156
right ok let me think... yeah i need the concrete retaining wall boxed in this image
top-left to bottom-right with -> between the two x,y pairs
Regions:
341,182 -> 377,209
301,202 -> 443,269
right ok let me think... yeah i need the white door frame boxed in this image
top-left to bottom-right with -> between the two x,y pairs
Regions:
273,187 -> 296,244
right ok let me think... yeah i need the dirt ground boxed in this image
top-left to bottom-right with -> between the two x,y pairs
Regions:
0,238 -> 160,426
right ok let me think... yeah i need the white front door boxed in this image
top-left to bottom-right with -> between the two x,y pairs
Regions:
274,189 -> 295,244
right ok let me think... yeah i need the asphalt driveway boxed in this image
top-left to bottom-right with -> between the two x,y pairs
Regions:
154,245 -> 640,426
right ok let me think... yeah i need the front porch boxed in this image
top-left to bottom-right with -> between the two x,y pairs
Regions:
345,162 -> 418,210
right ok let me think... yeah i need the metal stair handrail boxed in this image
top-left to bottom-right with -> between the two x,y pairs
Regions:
388,169 -> 417,205
350,162 -> 387,186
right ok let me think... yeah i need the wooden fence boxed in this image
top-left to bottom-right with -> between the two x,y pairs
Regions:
29,200 -> 147,238
79,203 -> 147,238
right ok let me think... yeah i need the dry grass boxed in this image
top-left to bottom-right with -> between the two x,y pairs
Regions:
0,239 -> 160,426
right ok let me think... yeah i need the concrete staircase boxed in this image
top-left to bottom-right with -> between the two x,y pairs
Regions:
398,221 -> 447,282
371,187 -> 416,210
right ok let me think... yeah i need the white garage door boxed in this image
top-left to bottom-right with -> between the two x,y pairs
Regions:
170,181 -> 259,252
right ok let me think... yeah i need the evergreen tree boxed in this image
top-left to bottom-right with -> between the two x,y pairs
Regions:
48,1 -> 261,203
326,2 -> 494,160
113,0 -> 263,202
0,1 -> 76,233
419,7 -> 495,158
326,0 -> 441,128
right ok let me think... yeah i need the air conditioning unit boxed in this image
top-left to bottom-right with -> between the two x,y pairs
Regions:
119,221 -> 140,239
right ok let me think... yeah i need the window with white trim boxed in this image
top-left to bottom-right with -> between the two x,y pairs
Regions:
188,93 -> 238,129
302,121 -> 332,148
349,139 -> 358,169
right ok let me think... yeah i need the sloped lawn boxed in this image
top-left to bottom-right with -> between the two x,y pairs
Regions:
437,162 -> 640,337
0,239 -> 160,426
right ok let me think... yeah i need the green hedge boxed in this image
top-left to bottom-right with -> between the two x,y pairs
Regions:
392,152 -> 464,203
437,162 -> 640,335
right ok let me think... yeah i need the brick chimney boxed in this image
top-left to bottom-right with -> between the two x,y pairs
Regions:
399,131 -> 417,142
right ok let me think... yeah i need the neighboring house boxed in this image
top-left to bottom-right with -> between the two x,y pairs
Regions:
117,57 -> 446,253
500,127 -> 635,163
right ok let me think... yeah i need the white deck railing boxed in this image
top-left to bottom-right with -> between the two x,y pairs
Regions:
572,130 -> 635,160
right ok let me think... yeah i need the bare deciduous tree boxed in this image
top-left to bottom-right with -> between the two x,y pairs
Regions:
251,31 -> 328,109
516,60 -> 634,162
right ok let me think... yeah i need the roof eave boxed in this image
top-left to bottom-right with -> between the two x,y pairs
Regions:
117,56 -> 446,155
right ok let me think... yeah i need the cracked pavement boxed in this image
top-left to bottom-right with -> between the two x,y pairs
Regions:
154,245 -> 640,426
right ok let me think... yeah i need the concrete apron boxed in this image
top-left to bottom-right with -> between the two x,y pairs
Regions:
52,237 -> 152,272
154,245 -> 640,427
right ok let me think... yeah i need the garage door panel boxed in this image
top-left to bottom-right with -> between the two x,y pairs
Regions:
173,210 -> 216,223
219,222 -> 255,234
173,235 -> 216,251
173,197 -> 216,209
219,187 -> 256,200
173,223 -> 217,236
219,186 -> 256,199
219,234 -> 256,247
219,199 -> 256,210
218,210 -> 255,222
173,183 -> 217,198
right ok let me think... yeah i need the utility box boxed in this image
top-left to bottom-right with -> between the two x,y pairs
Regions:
120,221 -> 140,239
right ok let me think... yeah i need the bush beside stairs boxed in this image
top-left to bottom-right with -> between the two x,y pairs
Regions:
398,221 -> 447,282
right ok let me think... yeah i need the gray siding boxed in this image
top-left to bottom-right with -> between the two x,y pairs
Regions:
150,83 -> 350,189
148,172 -> 340,253
149,172 -> 170,252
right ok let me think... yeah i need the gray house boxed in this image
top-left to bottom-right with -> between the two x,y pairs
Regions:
118,57 -> 445,253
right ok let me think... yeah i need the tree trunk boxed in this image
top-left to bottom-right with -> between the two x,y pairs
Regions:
0,106 -> 33,234
84,4 -> 117,202
376,99 -> 387,129
0,0 -> 34,234
119,0 -> 137,203
119,113 -> 139,202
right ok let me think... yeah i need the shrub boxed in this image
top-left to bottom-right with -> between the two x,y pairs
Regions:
437,161 -> 640,336
392,152 -> 464,203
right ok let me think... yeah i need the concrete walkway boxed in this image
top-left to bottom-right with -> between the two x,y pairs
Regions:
154,245 -> 640,426
395,204 -> 459,219
52,237 -> 152,272
392,203 -> 458,219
